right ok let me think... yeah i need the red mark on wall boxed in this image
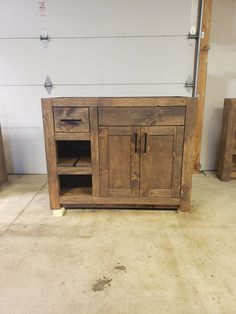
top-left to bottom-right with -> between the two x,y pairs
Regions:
39,0 -> 46,17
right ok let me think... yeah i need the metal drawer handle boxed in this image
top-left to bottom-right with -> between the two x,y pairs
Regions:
60,119 -> 82,123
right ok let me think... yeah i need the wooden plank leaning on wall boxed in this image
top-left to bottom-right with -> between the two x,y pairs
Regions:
0,125 -> 7,185
194,0 -> 213,171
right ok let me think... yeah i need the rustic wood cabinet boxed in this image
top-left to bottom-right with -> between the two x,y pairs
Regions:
42,97 -> 197,213
218,99 -> 236,181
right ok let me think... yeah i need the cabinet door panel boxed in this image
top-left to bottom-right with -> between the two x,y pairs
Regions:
140,126 -> 184,197
99,126 -> 140,196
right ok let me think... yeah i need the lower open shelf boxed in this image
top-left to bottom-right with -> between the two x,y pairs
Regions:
59,175 -> 92,197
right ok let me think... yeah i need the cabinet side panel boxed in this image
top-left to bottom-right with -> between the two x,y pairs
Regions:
42,99 -> 60,209
217,99 -> 234,181
180,99 -> 197,212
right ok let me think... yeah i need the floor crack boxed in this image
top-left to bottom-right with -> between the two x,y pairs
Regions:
0,180 -> 48,239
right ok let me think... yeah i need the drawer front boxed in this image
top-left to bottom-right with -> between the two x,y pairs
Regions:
98,107 -> 185,126
53,107 -> 90,132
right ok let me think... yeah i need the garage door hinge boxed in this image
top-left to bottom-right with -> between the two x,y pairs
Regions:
40,29 -> 49,48
188,25 -> 199,40
185,76 -> 195,92
44,76 -> 53,94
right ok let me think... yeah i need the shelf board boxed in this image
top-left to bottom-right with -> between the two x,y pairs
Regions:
58,156 -> 91,167
58,166 -> 92,175
55,132 -> 91,141
61,187 -> 92,197
58,156 -> 92,174
231,171 -> 236,179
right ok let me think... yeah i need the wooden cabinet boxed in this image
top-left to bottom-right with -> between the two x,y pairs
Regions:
218,99 -> 236,181
42,97 -> 197,212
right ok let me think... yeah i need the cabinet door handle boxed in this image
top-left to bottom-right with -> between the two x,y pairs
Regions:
134,133 -> 138,153
60,119 -> 82,123
144,133 -> 147,154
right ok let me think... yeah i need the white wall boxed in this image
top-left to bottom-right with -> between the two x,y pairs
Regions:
0,0 -> 198,173
201,0 -> 236,170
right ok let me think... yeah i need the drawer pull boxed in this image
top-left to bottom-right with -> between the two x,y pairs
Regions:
60,119 -> 82,123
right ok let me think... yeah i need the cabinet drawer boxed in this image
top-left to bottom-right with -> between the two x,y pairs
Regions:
98,107 -> 185,126
53,107 -> 90,132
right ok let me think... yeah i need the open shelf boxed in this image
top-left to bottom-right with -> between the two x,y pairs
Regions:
57,140 -> 91,175
59,175 -> 92,196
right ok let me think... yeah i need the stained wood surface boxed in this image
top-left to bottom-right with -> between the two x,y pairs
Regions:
42,99 -> 60,209
194,0 -> 212,171
99,126 -> 140,197
179,98 -> 197,212
60,194 -> 180,206
90,107 -> 100,196
51,97 -> 187,107
55,133 -> 91,141
53,107 -> 90,133
217,99 -> 236,181
98,107 -> 185,126
140,126 -> 184,198
0,125 -> 7,185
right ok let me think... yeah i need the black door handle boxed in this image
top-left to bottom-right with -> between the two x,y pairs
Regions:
144,133 -> 147,154
134,133 -> 138,153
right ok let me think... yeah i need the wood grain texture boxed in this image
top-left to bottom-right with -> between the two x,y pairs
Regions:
179,98 -> 197,212
217,99 -> 236,181
99,126 -> 140,197
50,97 -> 187,107
98,107 -> 185,126
42,99 -> 60,210
140,126 -> 184,198
194,0 -> 213,171
60,194 -> 180,206
0,125 -> 7,185
53,107 -> 90,133
55,133 -> 91,141
90,107 -> 100,196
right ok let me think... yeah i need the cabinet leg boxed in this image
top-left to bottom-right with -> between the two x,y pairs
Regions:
178,202 -> 190,213
52,207 -> 65,217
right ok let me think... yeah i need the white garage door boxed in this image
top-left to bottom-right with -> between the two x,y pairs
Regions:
0,0 -> 198,173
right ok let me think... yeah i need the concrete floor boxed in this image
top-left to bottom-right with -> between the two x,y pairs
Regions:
0,173 -> 235,314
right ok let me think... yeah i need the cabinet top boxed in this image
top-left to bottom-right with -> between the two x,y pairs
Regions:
42,97 -> 197,107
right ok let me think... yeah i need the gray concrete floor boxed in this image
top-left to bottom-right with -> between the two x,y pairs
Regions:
0,172 -> 235,314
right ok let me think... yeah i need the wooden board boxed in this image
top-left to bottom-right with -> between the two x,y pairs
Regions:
194,0 -> 213,171
0,126 -> 7,184
98,107 -> 185,126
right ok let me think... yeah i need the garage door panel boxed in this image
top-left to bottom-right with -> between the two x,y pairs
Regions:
0,0 -> 196,38
0,38 -> 195,85
2,128 -> 46,174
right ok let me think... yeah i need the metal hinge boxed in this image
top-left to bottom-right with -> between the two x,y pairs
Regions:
185,76 -> 195,92
44,76 -> 53,94
40,29 -> 49,48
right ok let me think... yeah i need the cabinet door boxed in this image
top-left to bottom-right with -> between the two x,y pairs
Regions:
99,126 -> 140,197
140,126 -> 184,198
